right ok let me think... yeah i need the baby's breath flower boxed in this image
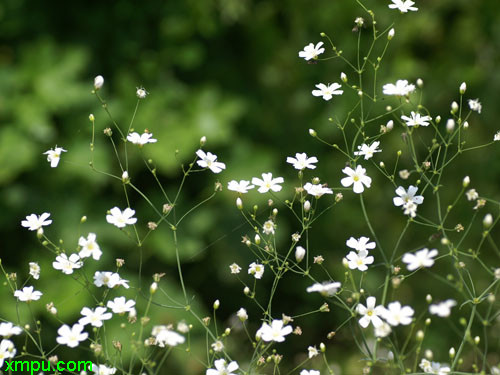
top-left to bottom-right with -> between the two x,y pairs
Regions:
136,87 -> 148,99
468,98 -> 482,113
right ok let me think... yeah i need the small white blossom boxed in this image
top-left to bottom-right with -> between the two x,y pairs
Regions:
346,236 -> 376,252
53,253 -> 83,275
494,131 -> 500,141
308,346 -> 319,358
79,307 -> 112,327
346,250 -> 374,272
374,322 -> 392,338
92,364 -> 117,375
402,248 -> 438,271
354,141 -> 382,160
298,42 -> 325,61
248,262 -> 265,279
0,322 -> 22,338
44,146 -> 67,168
14,286 -> 42,302
94,75 -> 104,89
303,182 -> 333,198
229,263 -> 241,274
127,132 -> 157,145
286,153 -> 318,170
56,323 -> 88,348
211,340 -> 224,352
151,325 -> 185,347
262,220 -> 275,235
29,262 -> 40,280
466,189 -> 479,201
429,300 -> 456,317
382,301 -> 414,326
383,80 -> 415,96
388,0 -> 418,13
227,180 -> 254,193
78,233 -> 102,260
401,111 -> 432,127
136,87 -> 148,99
312,83 -> 343,101
306,281 -> 341,296
256,319 -> 293,342
341,165 -> 372,194
93,271 -> 129,289
21,212 -> 52,231
300,371 -> 320,375
0,339 -> 16,368
252,173 -> 284,193
107,297 -> 136,314
196,150 -> 226,173
419,359 -> 451,375
237,308 -> 248,322
468,99 -> 482,114
357,296 -> 386,328
206,359 -> 239,375
106,207 -> 137,228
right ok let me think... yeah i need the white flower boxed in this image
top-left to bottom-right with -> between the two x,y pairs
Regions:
402,201 -> 418,218
136,87 -> 148,99
303,182 -> 333,198
252,173 -> 284,193
196,150 -> 226,173
106,207 -> 137,228
312,83 -> 343,100
53,253 -> 83,275
211,340 -> 224,352
151,325 -> 185,347
286,153 -> 318,170
0,339 -> 16,368
308,346 -> 319,358
298,42 -> 325,61
393,185 -> 424,207
79,307 -> 112,327
93,271 -> 129,289
341,165 -> 372,194
383,80 -> 415,96
237,308 -> 248,322
29,262 -> 40,280
357,296 -> 386,328
346,250 -> 374,272
107,297 -> 136,314
263,220 -> 275,235
44,146 -> 67,168
0,322 -> 22,338
354,141 -> 382,160
300,371 -> 320,375
494,131 -> 500,142
429,300 -> 457,317
126,131 -> 157,145
206,359 -> 239,375
21,212 -> 52,231
306,281 -> 341,296
388,0 -> 418,13
14,286 -> 42,302
468,99 -> 482,114
256,319 -> 293,342
419,359 -> 451,375
177,321 -> 190,333
402,248 -> 438,271
78,233 -> 102,260
92,364 -> 117,375
374,322 -> 392,338
56,323 -> 88,348
346,236 -> 376,252
229,263 -> 241,274
94,75 -> 104,89
382,301 -> 414,326
227,180 -> 254,193
248,262 -> 265,279
466,188 -> 479,201
401,111 -> 432,127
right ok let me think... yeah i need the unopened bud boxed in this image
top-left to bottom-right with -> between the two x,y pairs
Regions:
309,129 -> 317,137
213,299 -> 220,310
483,213 -> 493,228
295,246 -> 306,263
236,197 -> 243,210
320,342 -> 326,352
200,136 -> 207,146
340,72 -> 347,83
304,200 -> 311,212
451,101 -> 459,113
460,82 -> 467,95
80,216 -> 87,223
122,171 -> 130,183
416,330 -> 424,341
417,78 -> 424,88
449,347 -> 455,358
94,75 -> 104,90
446,119 -> 455,133
244,286 -> 250,295
386,120 -> 394,131
474,336 -> 480,345
89,114 -> 95,122
255,234 -> 261,245
388,28 -> 395,40
426,294 -> 432,303
150,282 -> 158,294
379,161 -> 385,168
463,176 -> 470,187
463,120 -> 469,129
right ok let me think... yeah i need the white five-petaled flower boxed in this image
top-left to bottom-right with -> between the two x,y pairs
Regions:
341,165 -> 372,194
92,364 -> 117,375
79,307 -> 112,327
303,182 -> 333,198
14,286 -> 42,302
466,189 -> 479,201
211,340 -> 224,352
419,359 -> 451,375
106,207 -> 137,228
56,323 -> 88,348
286,153 -> 318,170
393,185 -> 424,217
346,250 -> 374,272
308,346 -> 319,358
248,262 -> 265,279
107,297 -> 136,314
29,262 -> 40,280
494,131 -> 500,142
0,322 -> 22,338
388,0 -> 418,13
374,322 -> 392,338
44,146 -> 67,168
298,42 -> 325,61
357,296 -> 386,328
382,301 -> 414,326
237,308 -> 248,321
229,263 -> 241,274
93,271 -> 130,289
354,141 -> 382,160
402,248 -> 438,271
468,99 -> 482,114
78,233 -> 102,260
52,253 -> 83,275
227,180 -> 254,193
206,359 -> 239,375
383,80 -> 415,96
306,281 -> 341,296
429,299 -> 457,317
196,150 -> 226,173
21,213 -> 52,231
262,220 -> 275,235
312,83 -> 343,101
300,371 -> 320,375
346,236 -> 376,252
252,173 -> 284,193
94,75 -> 104,89
151,325 -> 185,347
0,339 -> 16,368
136,87 -> 148,99
256,319 -> 293,342
401,111 -> 432,127
126,131 -> 157,145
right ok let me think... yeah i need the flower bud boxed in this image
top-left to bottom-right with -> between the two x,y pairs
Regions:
89,114 -> 95,122
255,234 -> 261,245
340,72 -> 347,83
446,119 -> 455,133
379,161 -> 385,168
425,349 -> 433,360
463,120 -> 469,129
122,171 -> 130,183
342,257 -> 349,268
236,197 -> 243,210
451,101 -> 459,113
463,176 -> 470,187
309,129 -> 317,137
417,78 -> 424,88
320,342 -> 326,352
150,282 -> 158,294
213,299 -> 220,310
474,336 -> 480,345
388,28 -> 395,40
200,136 -> 207,146
426,294 -> 432,303
237,308 -> 248,322
386,120 -> 394,131
304,200 -> 311,212
460,82 -> 466,94
435,115 -> 441,124
295,246 -> 306,263
94,75 -> 104,90
449,347 -> 455,358
243,286 -> 250,295
416,330 -> 424,340
483,213 -> 493,228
